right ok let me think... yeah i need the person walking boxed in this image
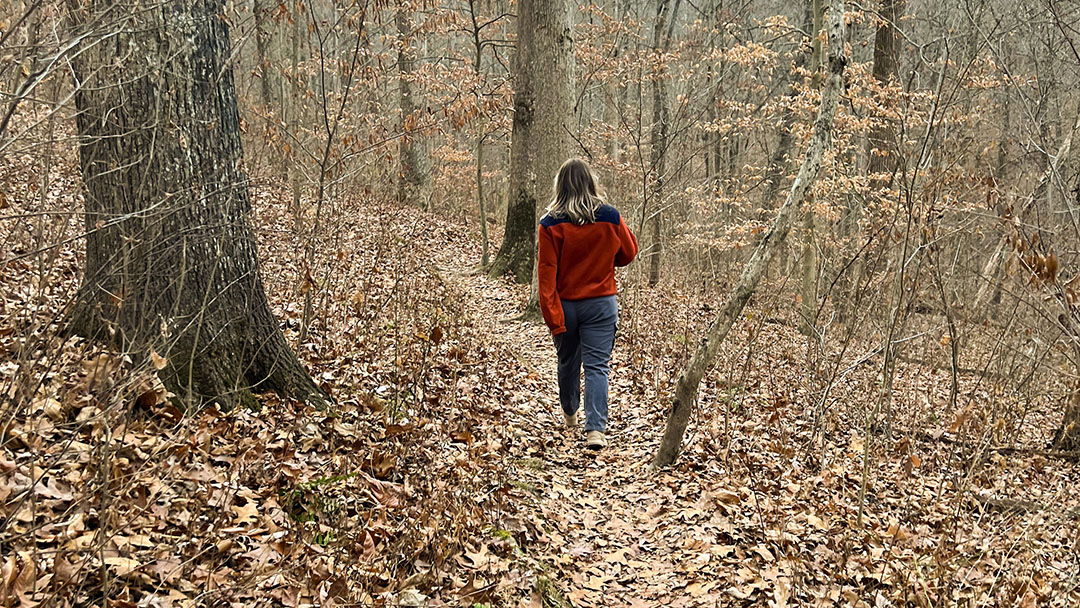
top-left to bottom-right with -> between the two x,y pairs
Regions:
537,158 -> 638,449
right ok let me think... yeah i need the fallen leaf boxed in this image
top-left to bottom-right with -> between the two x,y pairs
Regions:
104,556 -> 141,577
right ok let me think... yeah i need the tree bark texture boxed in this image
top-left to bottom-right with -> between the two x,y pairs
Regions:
654,0 -> 847,467
397,8 -> 430,210
489,0 -> 573,283
66,0 -> 325,409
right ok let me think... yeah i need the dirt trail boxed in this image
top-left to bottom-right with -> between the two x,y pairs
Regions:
434,252 -> 721,608
424,224 -> 1077,608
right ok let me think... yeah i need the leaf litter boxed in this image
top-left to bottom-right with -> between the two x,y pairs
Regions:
1,137 -> 1079,607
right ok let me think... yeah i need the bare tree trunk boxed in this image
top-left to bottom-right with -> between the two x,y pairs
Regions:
252,0 -> 277,109
762,95 -> 798,205
763,50 -> 803,279
799,0 -> 824,335
288,0 -> 302,233
603,0 -> 624,163
836,0 -> 903,324
646,0 -> 680,288
0,3 -> 45,147
488,0 -> 573,283
654,0 -> 847,467
66,0 -> 325,409
298,14 -> 365,344
972,235 -> 1008,320
996,58 -> 1010,180
397,7 -> 430,210
478,135 -> 490,267
704,65 -> 716,184
799,201 -> 818,333
929,243 -> 960,415
467,0 -> 491,268
866,0 -> 903,182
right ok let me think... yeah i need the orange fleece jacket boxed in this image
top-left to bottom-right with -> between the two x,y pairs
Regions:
537,204 -> 639,335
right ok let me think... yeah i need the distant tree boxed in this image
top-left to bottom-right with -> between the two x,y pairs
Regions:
397,5 -> 431,210
646,0 -> 680,288
799,0 -> 824,335
488,0 -> 573,283
655,0 -> 848,467
462,0 -> 511,269
252,0 -> 279,110
67,0 -> 325,408
866,0 -> 903,183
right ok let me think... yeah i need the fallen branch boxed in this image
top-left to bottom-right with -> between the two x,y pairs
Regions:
911,430 -> 1080,462
970,493 -> 1080,520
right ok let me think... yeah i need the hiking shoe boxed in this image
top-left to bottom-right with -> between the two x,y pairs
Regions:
586,430 -> 606,450
563,411 -> 578,430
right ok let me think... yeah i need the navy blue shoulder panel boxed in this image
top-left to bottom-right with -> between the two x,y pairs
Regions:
540,205 -> 621,227
595,204 -> 621,225
540,213 -> 572,228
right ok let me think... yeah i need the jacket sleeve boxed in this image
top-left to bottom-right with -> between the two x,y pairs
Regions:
537,224 -> 565,335
614,215 -> 639,267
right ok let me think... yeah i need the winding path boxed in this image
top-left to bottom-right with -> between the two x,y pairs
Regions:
434,250 -> 731,608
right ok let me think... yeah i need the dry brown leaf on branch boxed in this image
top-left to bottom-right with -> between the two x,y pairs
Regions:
149,346 -> 168,370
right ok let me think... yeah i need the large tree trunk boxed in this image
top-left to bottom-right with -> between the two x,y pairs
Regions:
66,0 -> 325,409
397,7 -> 430,210
654,0 -> 847,467
488,0 -> 573,283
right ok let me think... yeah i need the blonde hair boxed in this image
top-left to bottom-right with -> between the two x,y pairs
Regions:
545,158 -> 605,225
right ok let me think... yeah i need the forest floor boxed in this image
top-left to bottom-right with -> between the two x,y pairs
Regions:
2,149 -> 1080,606
433,230 -> 1080,608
